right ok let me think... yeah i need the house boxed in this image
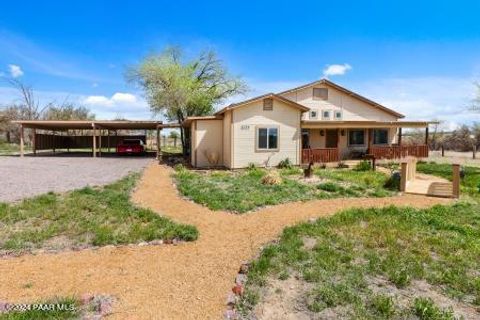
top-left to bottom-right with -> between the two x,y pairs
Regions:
185,79 -> 432,169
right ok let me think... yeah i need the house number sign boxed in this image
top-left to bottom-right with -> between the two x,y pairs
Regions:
240,125 -> 250,130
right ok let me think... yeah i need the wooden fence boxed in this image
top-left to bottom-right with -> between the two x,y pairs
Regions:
370,145 -> 429,160
302,148 -> 339,164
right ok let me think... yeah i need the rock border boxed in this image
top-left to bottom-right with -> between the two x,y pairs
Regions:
224,261 -> 250,320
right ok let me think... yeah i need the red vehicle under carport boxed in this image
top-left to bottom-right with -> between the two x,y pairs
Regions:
116,139 -> 145,155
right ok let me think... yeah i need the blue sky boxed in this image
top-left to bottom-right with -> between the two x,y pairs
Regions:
1,0 -> 480,128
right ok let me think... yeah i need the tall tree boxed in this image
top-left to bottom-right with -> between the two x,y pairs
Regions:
470,82 -> 480,112
127,46 -> 247,155
169,130 -> 180,147
43,102 -> 95,121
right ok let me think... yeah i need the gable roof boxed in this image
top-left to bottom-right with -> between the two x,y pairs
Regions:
277,78 -> 405,119
215,93 -> 310,115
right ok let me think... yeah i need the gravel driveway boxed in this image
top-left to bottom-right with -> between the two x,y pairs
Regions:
0,156 -> 153,202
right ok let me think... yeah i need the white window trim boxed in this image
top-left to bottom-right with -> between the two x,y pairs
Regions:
348,129 -> 366,147
322,110 -> 332,120
334,110 -> 342,120
255,126 -> 280,152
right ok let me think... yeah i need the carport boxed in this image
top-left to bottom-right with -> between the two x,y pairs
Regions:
12,120 -> 181,158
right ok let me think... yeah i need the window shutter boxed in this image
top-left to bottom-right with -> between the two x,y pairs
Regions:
263,98 -> 273,111
313,88 -> 328,100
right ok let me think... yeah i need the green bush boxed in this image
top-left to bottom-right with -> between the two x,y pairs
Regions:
413,298 -> 455,320
278,158 -> 293,169
384,172 -> 401,191
317,182 -> 341,192
174,163 -> 186,172
354,160 -> 372,171
247,162 -> 257,170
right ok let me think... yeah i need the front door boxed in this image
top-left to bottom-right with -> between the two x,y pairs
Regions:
325,129 -> 338,148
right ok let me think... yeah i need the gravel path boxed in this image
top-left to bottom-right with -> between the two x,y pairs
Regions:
0,164 -> 452,319
0,156 -> 153,202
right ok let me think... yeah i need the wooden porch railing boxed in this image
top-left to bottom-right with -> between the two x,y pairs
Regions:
302,148 -> 339,163
369,145 -> 429,160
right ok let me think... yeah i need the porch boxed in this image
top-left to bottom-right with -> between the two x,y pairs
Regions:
300,121 -> 432,164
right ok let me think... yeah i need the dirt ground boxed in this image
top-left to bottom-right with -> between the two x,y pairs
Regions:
429,150 -> 480,167
0,164 -> 452,319
0,155 -> 152,202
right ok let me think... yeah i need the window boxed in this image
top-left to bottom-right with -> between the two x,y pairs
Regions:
257,127 -> 278,150
348,130 -> 365,146
322,110 -> 331,120
373,129 -> 389,145
310,110 -> 318,119
313,88 -> 328,100
263,98 -> 273,111
334,111 -> 342,120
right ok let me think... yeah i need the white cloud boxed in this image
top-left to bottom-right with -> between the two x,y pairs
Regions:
354,77 -> 479,128
323,64 -> 352,77
8,64 -> 23,78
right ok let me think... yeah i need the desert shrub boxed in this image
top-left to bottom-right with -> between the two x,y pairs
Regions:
174,163 -> 186,172
337,162 -> 349,169
363,175 -> 376,187
317,182 -> 341,192
413,297 -> 455,320
354,160 -> 372,171
247,162 -> 257,170
261,170 -> 282,185
278,158 -> 293,169
384,172 -> 401,191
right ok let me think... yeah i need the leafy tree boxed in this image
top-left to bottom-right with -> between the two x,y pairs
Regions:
0,78 -> 94,143
43,103 -> 95,121
127,46 -> 247,155
169,130 -> 180,147
471,82 -> 480,112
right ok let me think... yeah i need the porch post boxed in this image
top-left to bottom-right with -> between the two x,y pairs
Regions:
32,128 -> 36,156
425,126 -> 429,145
398,128 -> 402,146
92,123 -> 97,158
20,124 -> 24,157
367,129 -> 373,152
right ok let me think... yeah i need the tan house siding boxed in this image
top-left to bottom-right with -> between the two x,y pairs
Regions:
231,99 -> 302,168
191,119 -> 223,167
222,110 -> 232,168
281,84 -> 398,122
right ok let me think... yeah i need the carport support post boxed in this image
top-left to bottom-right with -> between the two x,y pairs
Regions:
32,128 -> 36,156
20,124 -> 24,157
99,129 -> 102,157
92,124 -> 97,158
156,126 -> 161,160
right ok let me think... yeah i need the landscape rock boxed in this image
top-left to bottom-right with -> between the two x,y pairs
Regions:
232,284 -> 244,296
235,274 -> 247,285
224,309 -> 237,319
239,263 -> 249,274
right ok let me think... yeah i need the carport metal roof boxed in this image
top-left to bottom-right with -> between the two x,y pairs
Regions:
12,120 -> 181,130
